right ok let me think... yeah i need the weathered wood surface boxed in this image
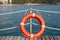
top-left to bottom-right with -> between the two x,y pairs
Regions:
0,36 -> 60,40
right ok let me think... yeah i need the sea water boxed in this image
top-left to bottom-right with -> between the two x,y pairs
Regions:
0,5 -> 60,36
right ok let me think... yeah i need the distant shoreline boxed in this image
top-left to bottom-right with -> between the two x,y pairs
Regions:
0,4 -> 43,6
0,4 -> 60,6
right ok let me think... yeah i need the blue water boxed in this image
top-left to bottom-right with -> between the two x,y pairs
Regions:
0,5 -> 60,36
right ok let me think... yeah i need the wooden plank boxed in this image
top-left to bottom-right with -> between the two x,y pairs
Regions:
25,37 -> 29,40
30,38 -> 33,40
0,36 -> 60,40
0,36 -> 3,40
0,36 -> 2,39
1,36 -> 4,40
5,36 -> 10,40
17,36 -> 21,40
53,36 -> 58,40
21,37 -> 25,40
33,38 -> 37,40
57,36 -> 60,40
37,37 -> 41,40
1,36 -> 6,40
13,36 -> 17,40
9,36 -> 14,40
45,36 -> 50,40
49,36 -> 54,40
41,36 -> 45,40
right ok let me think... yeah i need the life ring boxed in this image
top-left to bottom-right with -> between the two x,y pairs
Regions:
20,13 -> 45,38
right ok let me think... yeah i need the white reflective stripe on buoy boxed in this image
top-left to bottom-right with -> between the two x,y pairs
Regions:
41,25 -> 45,28
30,11 -> 32,13
31,34 -> 33,38
20,23 -> 24,25
32,13 -> 35,17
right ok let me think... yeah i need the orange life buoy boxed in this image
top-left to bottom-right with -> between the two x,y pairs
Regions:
20,13 -> 45,38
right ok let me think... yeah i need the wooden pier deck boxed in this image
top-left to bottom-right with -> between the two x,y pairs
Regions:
0,36 -> 60,40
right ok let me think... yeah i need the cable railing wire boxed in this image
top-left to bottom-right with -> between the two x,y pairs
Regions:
0,8 -> 60,16
0,26 -> 18,31
0,8 -> 60,31
46,26 -> 60,31
0,9 -> 29,15
0,26 -> 60,31
32,9 -> 60,13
